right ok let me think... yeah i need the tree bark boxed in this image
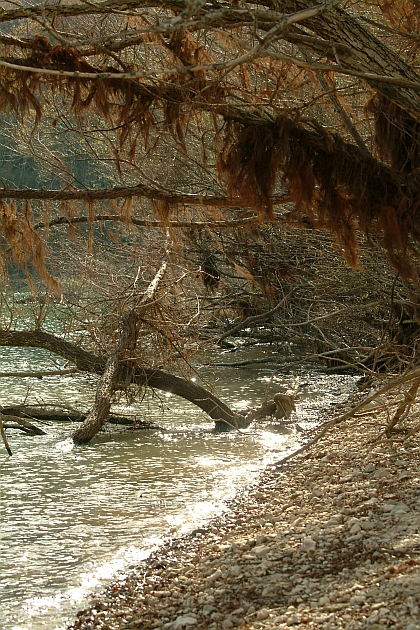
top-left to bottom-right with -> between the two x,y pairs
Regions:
253,0 -> 420,121
72,260 -> 169,444
0,328 -> 239,424
0,326 -> 298,439
0,414 -> 13,455
0,414 -> 47,435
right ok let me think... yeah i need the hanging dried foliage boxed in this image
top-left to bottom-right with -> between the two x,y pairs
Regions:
151,198 -> 172,225
218,115 -> 420,279
118,197 -> 134,224
217,119 -> 289,219
0,34 -> 224,154
366,95 -> 420,173
379,0 -> 420,36
0,200 -> 61,296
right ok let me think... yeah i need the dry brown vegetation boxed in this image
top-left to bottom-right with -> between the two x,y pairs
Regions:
2,0 -> 420,444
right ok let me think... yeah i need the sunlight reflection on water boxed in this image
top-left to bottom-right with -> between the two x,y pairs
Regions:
0,345 -> 356,630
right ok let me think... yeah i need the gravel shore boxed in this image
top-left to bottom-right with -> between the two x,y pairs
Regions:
70,404 -> 420,630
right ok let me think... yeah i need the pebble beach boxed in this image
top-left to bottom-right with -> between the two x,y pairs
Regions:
70,397 -> 420,630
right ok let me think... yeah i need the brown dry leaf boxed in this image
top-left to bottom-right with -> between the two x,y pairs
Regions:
232,262 -> 255,283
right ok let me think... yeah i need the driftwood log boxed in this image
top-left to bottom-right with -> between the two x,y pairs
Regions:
0,406 -> 162,431
216,380 -> 299,431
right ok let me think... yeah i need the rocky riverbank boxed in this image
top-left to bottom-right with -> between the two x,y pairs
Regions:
70,404 -> 420,630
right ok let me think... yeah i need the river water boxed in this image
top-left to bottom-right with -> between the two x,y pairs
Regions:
0,345 -> 356,630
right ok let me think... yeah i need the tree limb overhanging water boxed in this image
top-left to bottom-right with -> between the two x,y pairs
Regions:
0,328 -> 301,448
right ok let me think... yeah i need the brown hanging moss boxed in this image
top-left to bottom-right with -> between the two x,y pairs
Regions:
118,197 -> 134,224
0,34 -> 224,156
217,119 -> 290,219
379,0 -> 420,36
201,255 -> 220,290
366,94 -> 420,173
0,200 -> 61,296
218,114 -> 420,279
161,30 -> 225,148
151,198 -> 171,225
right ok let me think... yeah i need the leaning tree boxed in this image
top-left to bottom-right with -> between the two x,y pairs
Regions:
1,0 -> 420,445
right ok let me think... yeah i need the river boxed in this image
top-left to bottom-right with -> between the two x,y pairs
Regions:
0,344 -> 356,630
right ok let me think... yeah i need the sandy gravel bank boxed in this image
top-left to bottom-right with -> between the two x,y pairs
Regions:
70,408 -> 420,630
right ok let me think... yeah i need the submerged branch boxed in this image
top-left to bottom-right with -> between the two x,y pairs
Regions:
0,413 -> 47,435
0,414 -> 13,455
0,368 -> 79,378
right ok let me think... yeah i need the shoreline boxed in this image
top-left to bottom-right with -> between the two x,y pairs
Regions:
70,406 -> 420,630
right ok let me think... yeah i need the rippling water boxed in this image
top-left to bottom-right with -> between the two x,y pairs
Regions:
0,345 -> 355,630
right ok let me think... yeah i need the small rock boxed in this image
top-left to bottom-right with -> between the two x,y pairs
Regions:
361,520 -> 374,530
256,609 -> 269,620
222,619 -> 233,629
365,497 -> 378,505
346,532 -> 363,542
349,522 -> 361,534
373,468 -> 390,479
172,616 -> 198,629
301,537 -> 316,553
350,594 -> 365,606
206,569 -> 222,583
272,615 -> 287,623
252,545 -> 270,556
311,489 -> 323,498
286,614 -> 300,625
364,463 -> 375,473
391,502 -> 409,515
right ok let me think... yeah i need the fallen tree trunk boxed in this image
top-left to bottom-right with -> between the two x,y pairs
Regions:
0,331 -> 296,443
0,329 -> 238,420
0,406 -> 161,428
